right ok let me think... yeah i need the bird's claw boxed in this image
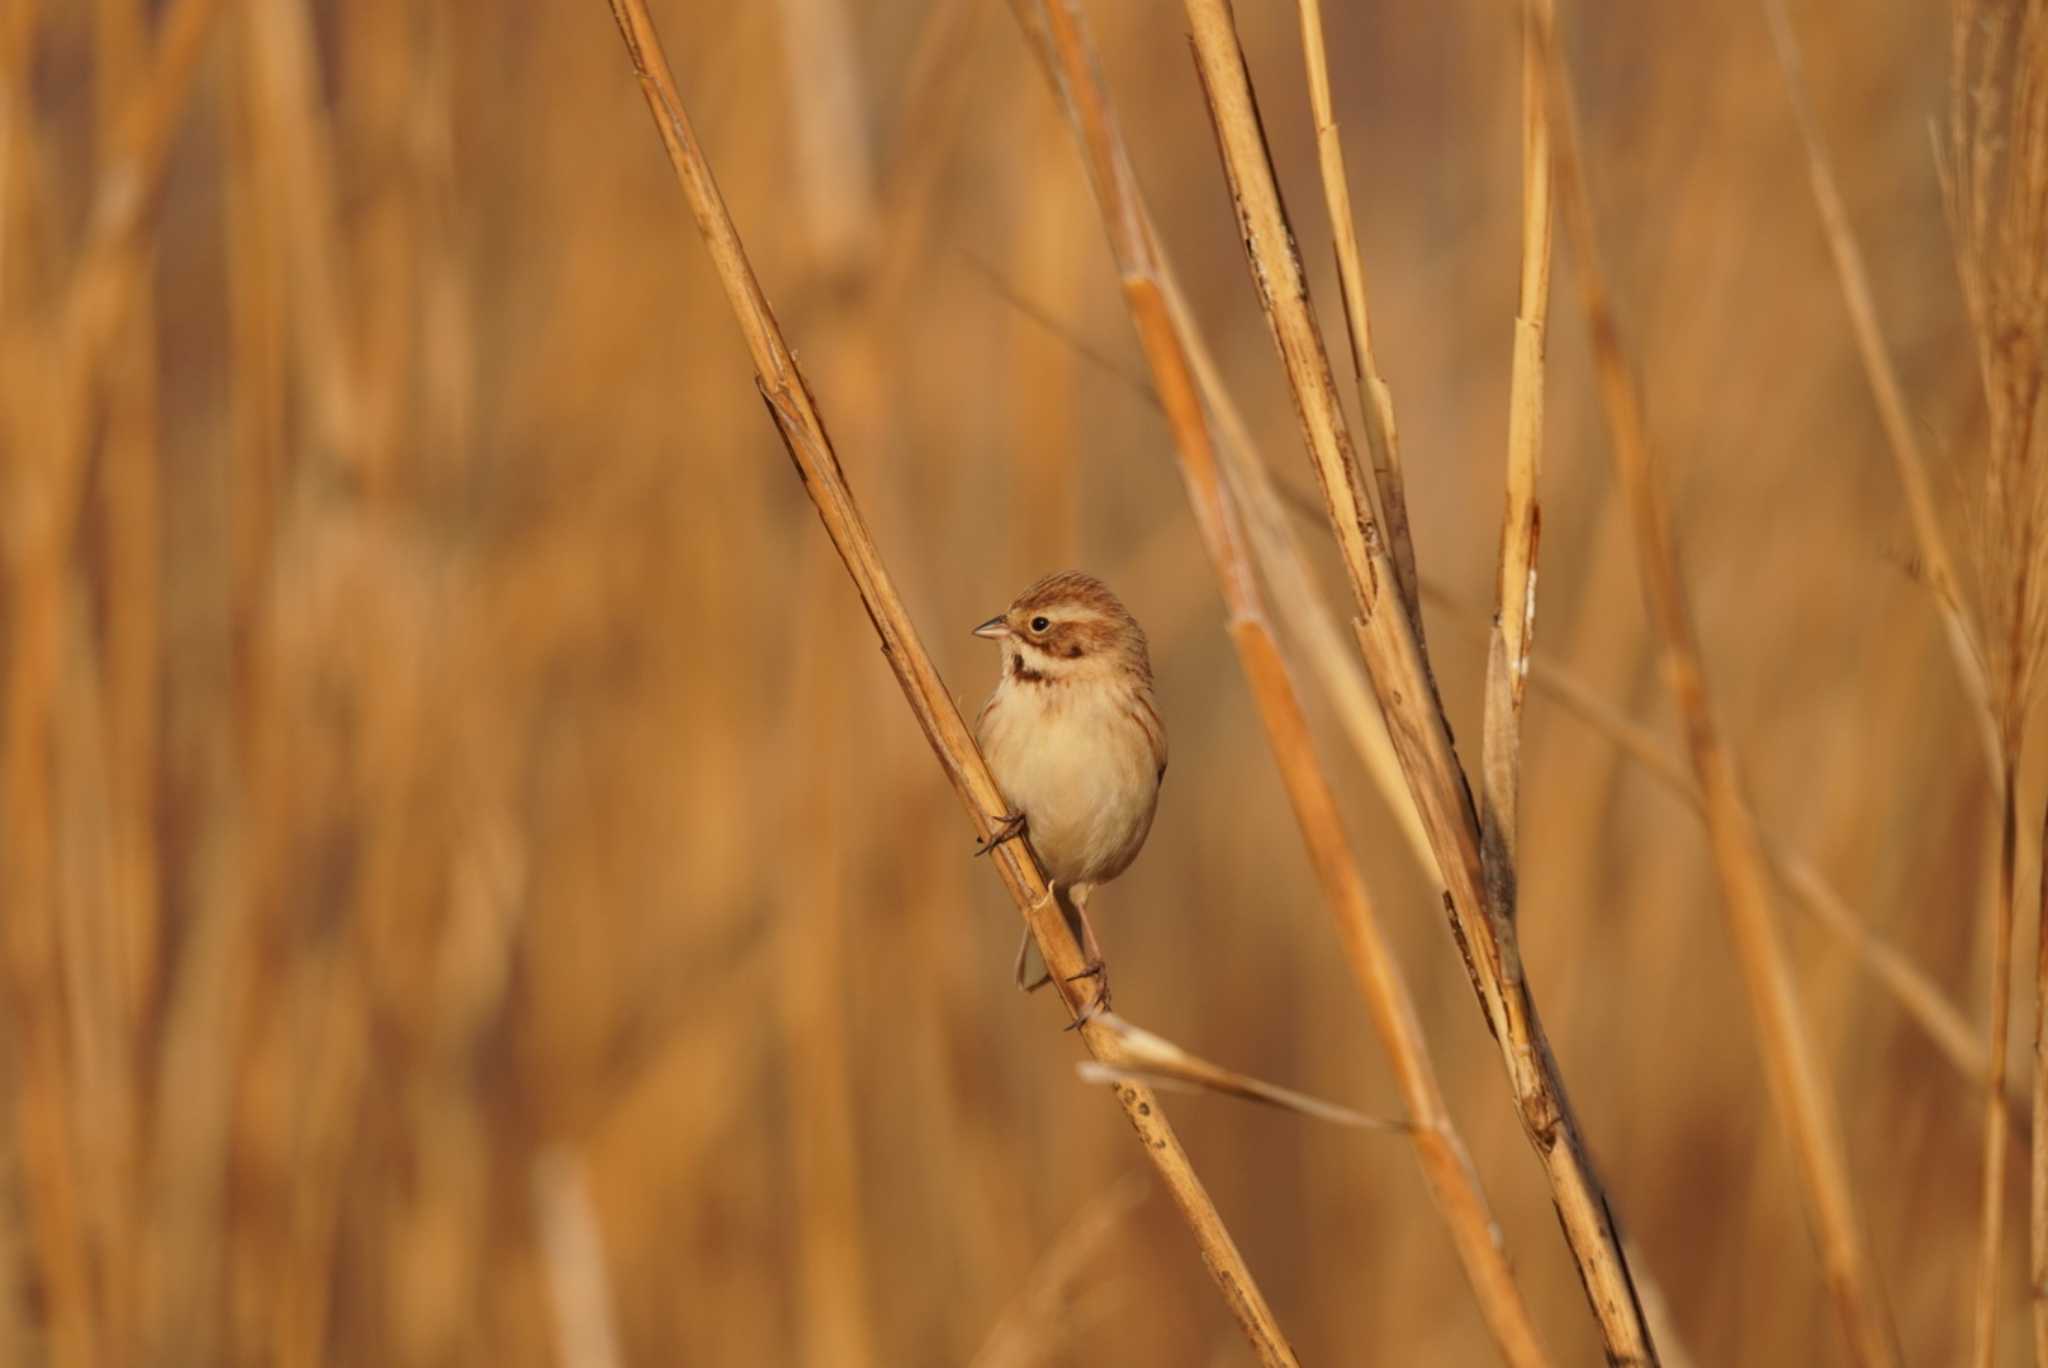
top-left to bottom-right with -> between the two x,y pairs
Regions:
974,810 -> 1028,857
1061,961 -> 1111,1030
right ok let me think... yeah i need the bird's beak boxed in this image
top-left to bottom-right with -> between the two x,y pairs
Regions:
972,615 -> 1010,640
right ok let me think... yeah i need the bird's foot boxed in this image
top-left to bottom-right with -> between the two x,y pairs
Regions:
1062,960 -> 1111,1030
974,809 -> 1028,857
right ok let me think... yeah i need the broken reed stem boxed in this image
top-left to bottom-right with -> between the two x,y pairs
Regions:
598,4 -> 1297,1362
1289,0 -> 1420,637
1537,6 -> 1899,1363
1177,0 -> 1654,1358
1760,0 -> 1998,777
1016,6 -> 1548,1361
1480,0 -> 1555,924
1976,760 -> 2018,1368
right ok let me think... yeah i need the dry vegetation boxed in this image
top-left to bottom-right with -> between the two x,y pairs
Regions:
4,0 -> 2048,1363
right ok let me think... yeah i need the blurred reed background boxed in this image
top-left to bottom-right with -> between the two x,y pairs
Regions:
0,0 -> 2025,1363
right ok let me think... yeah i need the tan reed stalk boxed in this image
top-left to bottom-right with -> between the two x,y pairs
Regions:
1013,5 -> 1550,1362
1176,1 -> 1654,1358
780,540 -> 878,1368
599,5 -> 1300,1361
235,0 -> 360,473
1536,6 -> 1898,1362
968,1176 -> 1149,1368
89,7 -> 161,1352
2036,790 -> 2048,1367
533,1148 -> 627,1368
94,0 -> 163,1087
341,0 -> 417,497
1760,0 -> 1997,776
0,5 -> 220,1365
1289,0 -> 1421,635
1981,762 -> 2021,1368
1076,1016 -> 1409,1132
1937,7 -> 2048,1362
1479,0 -> 1555,925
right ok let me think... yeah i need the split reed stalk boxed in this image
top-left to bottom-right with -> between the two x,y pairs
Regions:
1176,0 -> 1654,1358
599,3 -> 1298,1361
1537,6 -> 1899,1363
1016,3 -> 1549,1359
1479,0 -> 1554,937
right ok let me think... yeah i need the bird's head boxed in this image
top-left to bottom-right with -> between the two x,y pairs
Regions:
973,571 -> 1152,686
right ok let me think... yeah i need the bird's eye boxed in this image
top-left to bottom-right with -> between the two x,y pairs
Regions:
1030,616 -> 1050,633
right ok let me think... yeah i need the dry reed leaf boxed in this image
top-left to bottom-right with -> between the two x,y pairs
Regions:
1075,1015 -> 1407,1133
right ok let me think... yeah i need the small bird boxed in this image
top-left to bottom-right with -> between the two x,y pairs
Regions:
972,572 -> 1166,1020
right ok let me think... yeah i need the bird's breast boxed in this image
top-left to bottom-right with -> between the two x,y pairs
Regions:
976,680 -> 1162,887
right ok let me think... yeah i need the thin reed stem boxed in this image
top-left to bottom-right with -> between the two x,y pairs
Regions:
1538,5 -> 1899,1362
1761,0 -> 1998,777
1290,0 -> 1420,637
1176,0 -> 1655,1357
599,4 -> 1298,1361
2033,786 -> 2048,1366
1979,759 -> 2019,1368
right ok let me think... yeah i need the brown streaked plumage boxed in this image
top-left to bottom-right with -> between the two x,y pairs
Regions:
971,572 -> 1165,1019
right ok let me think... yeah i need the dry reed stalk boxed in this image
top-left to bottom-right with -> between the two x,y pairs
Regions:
235,0 -> 360,473
780,540 -> 878,1368
773,0 -> 879,278
1,0 -> 50,301
600,5 -> 1299,1361
1289,0 -> 1420,635
341,0 -> 417,497
1015,5 -> 1548,1362
93,0 -> 163,1087
1537,7 -> 1898,1363
968,1176 -> 1147,1368
1481,0 -> 1554,946
1076,1015 -> 1408,1132
414,0 -> 473,477
1761,0 -> 1998,776
534,1148 -> 627,1368
1176,1 -> 1653,1358
0,4 -> 220,1364
1936,7 -> 2048,1363
2036,790 -> 2048,1366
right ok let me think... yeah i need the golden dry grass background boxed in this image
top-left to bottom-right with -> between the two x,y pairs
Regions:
0,0 -> 2020,1363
